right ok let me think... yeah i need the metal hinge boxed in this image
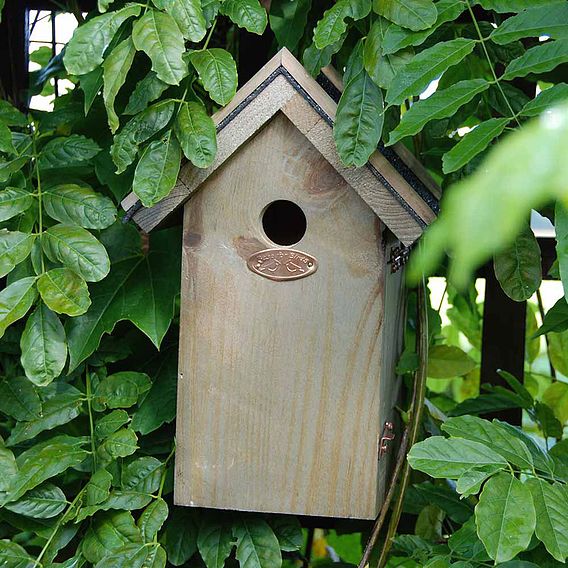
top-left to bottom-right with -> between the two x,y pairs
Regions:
378,422 -> 396,458
388,245 -> 411,273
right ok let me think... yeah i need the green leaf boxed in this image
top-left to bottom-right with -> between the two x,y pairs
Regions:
85,469 -> 113,506
95,410 -> 130,439
111,99 -> 176,174
175,101 -> 217,168
303,40 -> 343,77
442,118 -> 509,174
526,478 -> 568,562
373,0 -> 436,32
408,436 -> 508,478
313,0 -> 370,49
427,345 -> 476,378
268,516 -> 303,552
162,509 -> 198,566
6,383 -> 83,445
334,65 -> 384,166
103,37 -> 136,133
0,187 -> 34,222
0,100 -> 28,127
476,0 -> 563,12
0,438 -> 17,494
99,0 -> 117,12
165,0 -> 207,42
5,435 -> 89,504
43,184 -> 116,230
5,483 -> 66,519
408,102 -> 568,286
132,10 -> 187,86
556,201 -> 568,300
38,135 -> 101,170
0,277 -> 37,339
189,48 -> 238,106
94,372 -> 152,410
364,17 -> 413,90
37,268 -> 91,317
536,297 -> 568,336
0,541 -> 35,568
0,121 -> 16,154
442,416 -> 534,470
80,66 -> 105,115
122,456 -> 163,493
132,130 -> 181,207
220,0 -> 268,34
520,83 -> 568,118
138,498 -> 168,542
131,350 -> 177,434
475,473 -> 536,563
198,516 -> 235,568
64,4 -> 141,76
20,303 -> 67,387
494,223 -> 542,302
234,517 -> 282,568
491,3 -> 568,45
503,40 -> 568,80
543,381 -> 568,423
456,465 -> 500,497
269,0 -> 311,51
386,38 -> 476,105
0,230 -> 35,278
42,224 -> 110,283
124,72 -> 169,115
0,376 -> 41,422
66,227 -> 181,370
82,510 -> 142,565
388,79 -> 489,145
97,428 -> 138,462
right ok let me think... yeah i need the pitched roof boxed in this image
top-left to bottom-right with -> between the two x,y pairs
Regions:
121,48 -> 439,245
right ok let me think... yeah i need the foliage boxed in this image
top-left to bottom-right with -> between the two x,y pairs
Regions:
0,0 -> 568,567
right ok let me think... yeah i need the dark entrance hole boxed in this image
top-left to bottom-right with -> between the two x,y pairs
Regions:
262,200 -> 307,246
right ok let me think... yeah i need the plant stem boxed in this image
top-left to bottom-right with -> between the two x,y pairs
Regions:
86,367 -> 98,472
536,288 -> 556,379
32,126 -> 45,274
35,488 -> 85,566
377,276 -> 429,568
202,19 -> 217,51
465,1 -> 521,128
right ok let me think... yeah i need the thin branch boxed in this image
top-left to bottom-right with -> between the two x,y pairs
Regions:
536,288 -> 556,379
357,428 -> 409,568
376,278 -> 429,568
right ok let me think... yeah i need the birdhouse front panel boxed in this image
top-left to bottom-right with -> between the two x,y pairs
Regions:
174,113 -> 401,519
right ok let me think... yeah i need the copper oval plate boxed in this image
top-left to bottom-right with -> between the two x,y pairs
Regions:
247,248 -> 318,281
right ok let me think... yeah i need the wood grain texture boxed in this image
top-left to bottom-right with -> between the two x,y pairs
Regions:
175,113 -> 403,519
122,48 -> 437,243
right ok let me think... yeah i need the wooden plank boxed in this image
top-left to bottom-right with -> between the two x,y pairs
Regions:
124,48 -> 437,242
128,75 -> 298,232
175,113 -> 392,519
282,94 -> 425,245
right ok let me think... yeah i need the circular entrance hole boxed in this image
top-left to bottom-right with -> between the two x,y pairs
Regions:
262,200 -> 307,246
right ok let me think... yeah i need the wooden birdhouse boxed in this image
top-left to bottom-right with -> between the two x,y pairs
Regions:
122,49 -> 439,520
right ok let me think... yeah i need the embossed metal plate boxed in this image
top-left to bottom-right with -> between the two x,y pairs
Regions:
247,248 -> 318,281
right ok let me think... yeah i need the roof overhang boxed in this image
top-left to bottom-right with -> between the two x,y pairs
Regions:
121,48 -> 440,246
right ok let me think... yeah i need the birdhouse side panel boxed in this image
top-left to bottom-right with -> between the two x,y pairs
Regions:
376,234 -> 406,510
175,113 -> 387,519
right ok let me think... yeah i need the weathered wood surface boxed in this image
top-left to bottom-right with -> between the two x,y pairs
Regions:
122,48 -> 437,245
175,113 -> 402,519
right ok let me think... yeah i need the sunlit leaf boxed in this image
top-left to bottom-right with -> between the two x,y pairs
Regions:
475,473 -> 536,563
373,0 -> 436,32
64,4 -> 141,75
189,48 -> 238,106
